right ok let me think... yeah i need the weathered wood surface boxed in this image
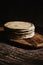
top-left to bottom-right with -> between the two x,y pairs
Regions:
0,27 -> 43,48
0,43 -> 43,65
0,27 -> 43,65
10,33 -> 43,48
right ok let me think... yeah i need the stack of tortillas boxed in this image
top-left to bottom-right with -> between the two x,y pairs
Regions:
4,21 -> 43,48
4,21 -> 35,39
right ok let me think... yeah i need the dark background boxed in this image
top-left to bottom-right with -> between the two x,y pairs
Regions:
0,1 -> 43,35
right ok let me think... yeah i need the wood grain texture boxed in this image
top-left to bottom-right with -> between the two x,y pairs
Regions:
0,43 -> 43,65
0,27 -> 43,65
0,26 -> 43,48
10,33 -> 43,48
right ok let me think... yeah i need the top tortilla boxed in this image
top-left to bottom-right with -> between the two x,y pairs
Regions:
4,21 -> 35,30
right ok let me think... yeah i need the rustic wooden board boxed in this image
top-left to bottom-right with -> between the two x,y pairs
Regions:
10,33 -> 43,48
0,27 -> 4,31
0,27 -> 43,65
0,26 -> 43,48
0,43 -> 43,65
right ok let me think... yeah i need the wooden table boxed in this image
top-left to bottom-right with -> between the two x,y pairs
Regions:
0,27 -> 43,65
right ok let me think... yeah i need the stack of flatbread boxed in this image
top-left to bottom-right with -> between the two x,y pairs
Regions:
4,21 -> 35,39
